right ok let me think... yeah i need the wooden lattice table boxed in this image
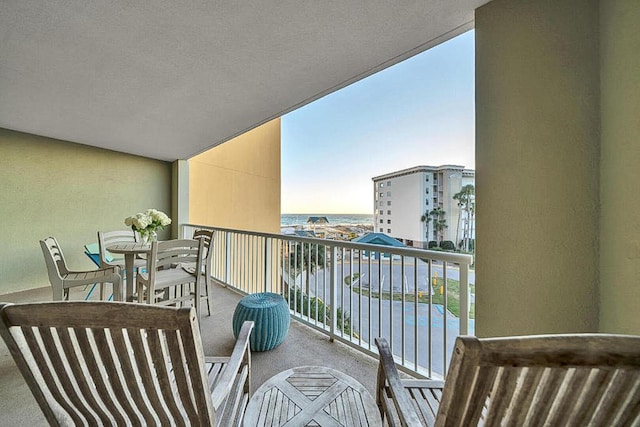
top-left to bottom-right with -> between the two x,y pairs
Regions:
243,365 -> 382,426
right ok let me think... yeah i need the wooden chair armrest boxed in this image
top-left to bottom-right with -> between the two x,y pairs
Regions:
375,337 -> 423,426
104,266 -> 121,276
65,266 -> 121,277
210,320 -> 254,408
402,379 -> 445,389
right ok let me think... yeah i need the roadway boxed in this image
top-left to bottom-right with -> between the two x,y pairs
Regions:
294,259 -> 475,377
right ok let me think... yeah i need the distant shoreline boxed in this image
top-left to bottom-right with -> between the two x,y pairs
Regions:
281,213 -> 373,228
281,213 -> 372,215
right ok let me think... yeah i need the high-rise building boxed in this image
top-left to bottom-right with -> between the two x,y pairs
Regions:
372,165 -> 475,248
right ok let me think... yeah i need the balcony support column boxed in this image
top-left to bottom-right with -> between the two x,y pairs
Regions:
171,160 -> 189,240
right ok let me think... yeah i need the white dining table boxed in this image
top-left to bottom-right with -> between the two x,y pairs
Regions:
106,242 -> 151,301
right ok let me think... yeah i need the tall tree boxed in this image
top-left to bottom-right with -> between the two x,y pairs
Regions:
289,242 -> 326,294
430,207 -> 448,243
454,198 -> 463,248
290,242 -> 325,272
420,210 -> 433,245
453,185 -> 475,252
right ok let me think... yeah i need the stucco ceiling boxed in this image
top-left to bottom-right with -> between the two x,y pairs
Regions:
0,1 -> 489,161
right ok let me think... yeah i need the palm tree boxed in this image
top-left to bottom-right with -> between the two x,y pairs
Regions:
420,210 -> 433,245
430,207 -> 448,243
290,242 -> 325,272
453,185 -> 475,251
454,198 -> 463,248
289,242 -> 326,294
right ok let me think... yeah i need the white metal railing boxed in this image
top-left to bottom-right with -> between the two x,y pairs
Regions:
182,223 -> 474,378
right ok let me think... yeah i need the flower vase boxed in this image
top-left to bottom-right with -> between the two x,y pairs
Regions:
141,230 -> 157,245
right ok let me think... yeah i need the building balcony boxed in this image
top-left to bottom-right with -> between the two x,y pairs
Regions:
179,223 -> 473,376
1,0 -> 639,422
0,223 -> 473,424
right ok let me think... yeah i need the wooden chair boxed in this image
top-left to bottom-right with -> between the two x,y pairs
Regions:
0,301 -> 254,426
375,334 -> 640,426
40,236 -> 122,301
137,238 -> 205,318
193,229 -> 215,315
98,230 -> 147,299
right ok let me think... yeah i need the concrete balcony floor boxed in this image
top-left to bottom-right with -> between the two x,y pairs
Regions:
0,282 -> 380,425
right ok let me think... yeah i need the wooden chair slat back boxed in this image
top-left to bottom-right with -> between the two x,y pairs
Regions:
0,302 -> 215,425
40,236 -> 68,280
100,230 -> 138,244
436,335 -> 640,427
193,229 -> 214,253
151,239 -> 200,266
192,229 -> 215,317
98,230 -> 138,267
74,327 -> 128,424
193,229 -> 214,272
146,239 -> 204,285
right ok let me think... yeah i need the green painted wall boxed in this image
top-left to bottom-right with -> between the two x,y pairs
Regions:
475,0 -> 601,336
0,128 -> 172,295
476,0 -> 640,336
599,0 -> 640,333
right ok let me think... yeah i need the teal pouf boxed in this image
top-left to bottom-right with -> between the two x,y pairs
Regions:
232,292 -> 290,352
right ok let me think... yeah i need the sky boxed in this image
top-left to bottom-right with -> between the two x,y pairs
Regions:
281,30 -> 475,215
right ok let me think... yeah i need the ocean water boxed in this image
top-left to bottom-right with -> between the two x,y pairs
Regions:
281,213 -> 373,227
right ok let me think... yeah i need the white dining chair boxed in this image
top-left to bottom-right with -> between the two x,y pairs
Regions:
40,236 -> 122,301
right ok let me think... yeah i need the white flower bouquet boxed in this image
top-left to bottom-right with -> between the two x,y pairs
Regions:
124,209 -> 172,243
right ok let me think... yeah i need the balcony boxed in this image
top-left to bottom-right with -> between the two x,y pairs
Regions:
0,277 -> 382,424
2,0 -> 638,422
0,224 -> 473,424
180,223 -> 473,379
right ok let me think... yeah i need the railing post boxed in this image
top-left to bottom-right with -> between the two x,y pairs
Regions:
459,262 -> 469,335
225,232 -> 231,287
264,237 -> 272,293
329,245 -> 337,343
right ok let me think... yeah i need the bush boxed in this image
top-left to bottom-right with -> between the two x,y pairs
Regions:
440,240 -> 455,251
428,241 -> 438,249
288,288 -> 326,322
287,288 -> 352,336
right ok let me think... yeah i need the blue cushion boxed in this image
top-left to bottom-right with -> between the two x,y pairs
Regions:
232,292 -> 290,352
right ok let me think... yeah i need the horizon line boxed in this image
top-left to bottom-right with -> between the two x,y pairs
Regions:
281,212 -> 372,215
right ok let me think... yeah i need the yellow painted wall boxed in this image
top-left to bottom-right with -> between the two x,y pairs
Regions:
0,128 -> 172,294
475,0 -> 601,336
599,0 -> 640,333
189,119 -> 281,233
